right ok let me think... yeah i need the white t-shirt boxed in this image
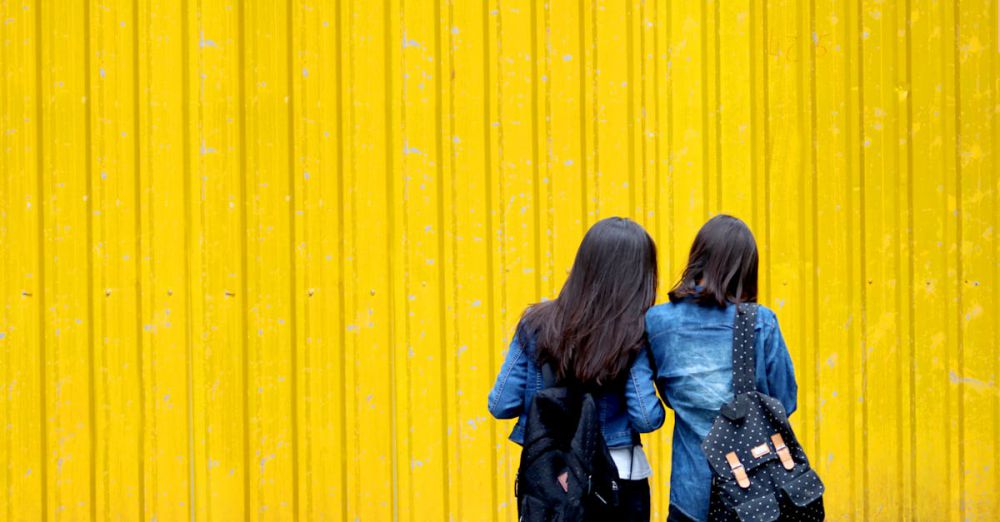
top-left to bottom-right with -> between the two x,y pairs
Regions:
609,444 -> 652,480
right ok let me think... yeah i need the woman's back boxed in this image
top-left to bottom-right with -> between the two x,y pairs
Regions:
646,298 -> 797,522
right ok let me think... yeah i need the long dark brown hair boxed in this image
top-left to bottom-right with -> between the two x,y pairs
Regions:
668,214 -> 758,307
519,217 -> 658,386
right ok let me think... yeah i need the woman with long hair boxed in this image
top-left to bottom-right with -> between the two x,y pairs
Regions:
488,217 -> 665,521
646,215 -> 798,522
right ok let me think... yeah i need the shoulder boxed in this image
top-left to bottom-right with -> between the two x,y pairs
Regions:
646,299 -> 736,332
645,300 -> 683,322
753,304 -> 779,329
752,305 -> 784,352
644,301 -> 682,334
512,310 -> 545,359
512,317 -> 535,347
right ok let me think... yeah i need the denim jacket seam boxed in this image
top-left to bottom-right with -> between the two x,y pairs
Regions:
488,347 -> 524,412
629,368 -> 651,431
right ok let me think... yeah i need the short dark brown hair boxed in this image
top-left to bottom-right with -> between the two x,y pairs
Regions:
668,214 -> 758,308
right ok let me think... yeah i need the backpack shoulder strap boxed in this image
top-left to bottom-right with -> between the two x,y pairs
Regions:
732,303 -> 759,395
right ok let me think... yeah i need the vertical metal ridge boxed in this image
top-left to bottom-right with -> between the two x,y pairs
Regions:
993,0 -> 1000,510
444,4 -> 463,518
699,0 -> 709,216
2,180 -> 14,514
83,0 -> 98,516
713,0 -> 722,214
761,0 -> 771,299
903,2 -> 918,515
749,0 -> 758,231
480,3 -> 499,518
397,1 -> 416,518
5,34 -> 18,517
6,17 -> 14,521
530,0 -> 542,300
887,2 -> 904,515
180,0 -> 197,518
854,0 -> 869,516
542,0 -> 555,295
131,0 -> 146,518
652,0 -> 660,250
496,0 -> 508,338
638,0 -> 647,227
795,0 -> 810,450
494,3 -> 512,496
144,14 -> 158,516
936,0 -> 953,512
626,0 -> 636,218
34,0 -> 48,519
346,0 -> 363,513
432,0 -> 453,516
841,0 -> 857,514
142,13 -> 162,514
951,0 -> 964,515
96,33 -> 111,513
577,0 -> 588,231
807,0 -> 821,460
236,0 -> 252,515
347,0 -> 362,507
286,0 -> 300,517
193,5 -> 215,516
589,0 -> 600,217
384,0 -> 401,519
335,0 -> 349,518
298,12 -> 314,505
665,0 -> 674,273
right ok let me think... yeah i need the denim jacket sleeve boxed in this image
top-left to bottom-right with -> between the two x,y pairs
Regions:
762,315 -> 798,415
487,333 -> 529,419
624,346 -> 666,433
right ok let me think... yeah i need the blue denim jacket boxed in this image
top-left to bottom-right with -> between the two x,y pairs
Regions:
646,299 -> 797,522
487,324 -> 666,448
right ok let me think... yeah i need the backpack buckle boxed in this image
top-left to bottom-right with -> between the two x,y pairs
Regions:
771,433 -> 796,470
725,452 -> 751,489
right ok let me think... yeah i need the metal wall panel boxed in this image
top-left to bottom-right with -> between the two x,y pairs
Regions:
1,0 -> 997,520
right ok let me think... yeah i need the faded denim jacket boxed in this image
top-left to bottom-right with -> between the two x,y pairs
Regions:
646,299 -> 797,522
487,323 -> 666,448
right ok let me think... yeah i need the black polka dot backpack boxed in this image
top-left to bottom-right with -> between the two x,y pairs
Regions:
702,303 -> 825,521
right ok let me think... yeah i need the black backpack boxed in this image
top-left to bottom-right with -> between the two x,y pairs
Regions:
702,303 -> 825,521
515,364 -> 621,522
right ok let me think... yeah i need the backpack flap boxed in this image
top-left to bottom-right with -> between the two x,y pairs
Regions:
702,395 -> 787,480
704,433 -> 781,481
731,493 -> 780,522
780,468 -> 824,508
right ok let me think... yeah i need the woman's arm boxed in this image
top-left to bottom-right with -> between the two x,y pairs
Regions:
487,332 -> 529,419
624,346 -> 666,433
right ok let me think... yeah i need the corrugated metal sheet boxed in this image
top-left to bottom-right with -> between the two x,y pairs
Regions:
0,0 -> 997,520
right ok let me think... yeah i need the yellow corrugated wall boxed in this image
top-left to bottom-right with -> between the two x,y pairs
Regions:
0,0 -> 997,520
